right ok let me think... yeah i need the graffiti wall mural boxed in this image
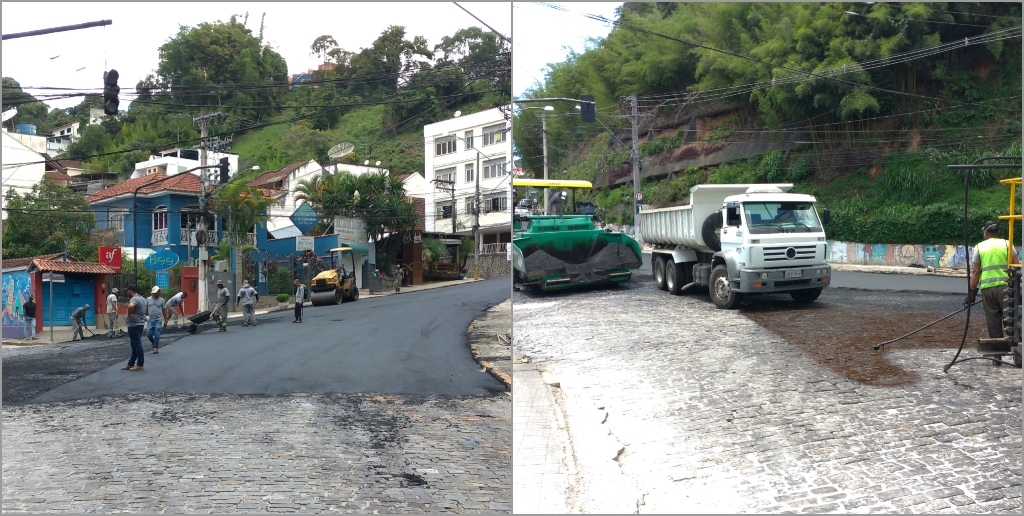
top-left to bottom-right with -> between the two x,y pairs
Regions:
824,241 -> 1024,269
2,272 -> 33,339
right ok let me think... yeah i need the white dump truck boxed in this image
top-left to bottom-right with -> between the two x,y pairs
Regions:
638,183 -> 831,309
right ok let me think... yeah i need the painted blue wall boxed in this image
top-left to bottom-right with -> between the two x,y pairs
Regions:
90,193 -> 222,264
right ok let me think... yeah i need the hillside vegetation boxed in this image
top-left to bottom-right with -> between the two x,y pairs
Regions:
513,2 -> 1022,244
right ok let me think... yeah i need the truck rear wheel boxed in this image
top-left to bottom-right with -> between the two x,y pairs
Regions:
710,265 -> 742,309
654,256 -> 668,291
666,260 -> 682,295
790,288 -> 823,303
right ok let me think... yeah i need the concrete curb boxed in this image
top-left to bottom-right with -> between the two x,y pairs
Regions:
829,263 -> 968,278
468,336 -> 512,391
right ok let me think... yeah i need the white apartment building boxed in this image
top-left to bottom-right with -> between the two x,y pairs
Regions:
421,107 -> 512,249
131,148 -> 239,180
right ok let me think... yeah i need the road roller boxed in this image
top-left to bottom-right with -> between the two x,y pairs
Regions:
309,246 -> 360,306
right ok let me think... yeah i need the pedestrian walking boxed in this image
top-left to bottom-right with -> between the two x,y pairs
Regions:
966,221 -> 1020,340
237,280 -> 259,326
166,291 -> 187,326
145,286 -> 168,353
106,288 -> 120,336
215,280 -> 230,332
293,279 -> 305,323
122,285 -> 146,371
70,304 -> 90,341
394,265 -> 405,293
23,295 -> 37,340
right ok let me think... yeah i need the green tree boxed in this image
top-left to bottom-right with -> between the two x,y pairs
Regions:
208,182 -> 277,246
2,181 -> 96,260
156,17 -> 288,117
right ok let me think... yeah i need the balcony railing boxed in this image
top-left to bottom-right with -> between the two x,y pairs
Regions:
151,228 -> 168,246
178,229 -> 222,247
481,243 -> 508,255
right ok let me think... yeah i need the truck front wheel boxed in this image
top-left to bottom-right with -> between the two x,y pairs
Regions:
710,265 -> 742,309
790,287 -> 823,303
653,256 -> 668,291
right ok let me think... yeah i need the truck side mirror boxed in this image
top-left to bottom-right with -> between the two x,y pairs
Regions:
822,209 -> 831,226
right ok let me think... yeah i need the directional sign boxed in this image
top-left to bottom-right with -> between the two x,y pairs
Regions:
155,270 -> 170,288
42,272 -> 65,283
145,251 -> 179,271
290,202 -> 320,235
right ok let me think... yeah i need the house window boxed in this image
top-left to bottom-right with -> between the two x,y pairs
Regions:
152,206 -> 168,231
435,202 -> 454,220
484,195 -> 508,214
465,164 -> 474,183
464,131 -> 474,150
435,137 -> 456,156
434,167 -> 456,184
483,159 -> 506,179
482,124 -> 507,146
465,197 -> 476,215
107,208 -> 128,231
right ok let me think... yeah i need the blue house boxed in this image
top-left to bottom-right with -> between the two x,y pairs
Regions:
86,171 -> 254,263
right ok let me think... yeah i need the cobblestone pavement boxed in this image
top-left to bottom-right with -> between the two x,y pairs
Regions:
2,393 -> 510,513
512,281 -> 1021,513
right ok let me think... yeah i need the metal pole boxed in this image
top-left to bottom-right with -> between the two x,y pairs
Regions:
197,117 -> 210,313
474,149 -> 481,280
2,19 -> 111,40
542,111 -> 549,214
629,94 -> 643,246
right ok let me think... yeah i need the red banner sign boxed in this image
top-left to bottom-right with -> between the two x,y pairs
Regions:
98,246 -> 122,272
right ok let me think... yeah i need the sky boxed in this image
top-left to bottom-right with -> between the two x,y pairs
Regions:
512,2 -> 621,99
1,2 -> 513,110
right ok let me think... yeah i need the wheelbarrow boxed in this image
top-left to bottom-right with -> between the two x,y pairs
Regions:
187,305 -> 223,335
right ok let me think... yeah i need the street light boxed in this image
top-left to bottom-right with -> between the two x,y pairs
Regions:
521,105 -> 555,213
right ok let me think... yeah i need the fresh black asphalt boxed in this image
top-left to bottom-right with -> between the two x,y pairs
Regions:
31,278 -> 511,403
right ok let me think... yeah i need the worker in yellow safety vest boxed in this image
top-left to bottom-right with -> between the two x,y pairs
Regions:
966,221 -> 1020,338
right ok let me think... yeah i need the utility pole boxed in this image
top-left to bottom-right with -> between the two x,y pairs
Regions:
619,94 -> 649,246
473,149 -> 481,280
433,178 -> 457,235
194,112 -> 227,312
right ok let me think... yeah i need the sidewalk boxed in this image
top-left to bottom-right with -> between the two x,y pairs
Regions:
2,278 -> 485,347
513,353 -> 572,514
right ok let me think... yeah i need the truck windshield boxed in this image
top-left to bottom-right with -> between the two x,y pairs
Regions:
743,202 -> 822,234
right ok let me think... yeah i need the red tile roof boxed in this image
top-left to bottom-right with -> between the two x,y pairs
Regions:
85,172 -> 201,203
30,259 -> 115,275
3,253 -> 65,270
395,174 -> 412,182
249,161 -> 308,188
44,170 -> 72,184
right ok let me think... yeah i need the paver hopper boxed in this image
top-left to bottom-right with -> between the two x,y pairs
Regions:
512,179 -> 642,291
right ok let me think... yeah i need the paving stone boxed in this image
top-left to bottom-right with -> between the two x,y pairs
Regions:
513,283 -> 1021,514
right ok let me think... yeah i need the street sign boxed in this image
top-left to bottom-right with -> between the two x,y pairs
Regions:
145,251 -> 179,271
296,236 -> 315,251
634,192 -> 643,202
42,272 -> 65,283
155,270 -> 170,288
290,202 -> 321,235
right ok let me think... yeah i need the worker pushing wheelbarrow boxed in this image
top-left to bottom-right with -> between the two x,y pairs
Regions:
186,302 -> 225,334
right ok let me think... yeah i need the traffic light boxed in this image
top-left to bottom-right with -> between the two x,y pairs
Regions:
580,95 -> 596,123
218,157 -> 230,184
103,69 -> 120,116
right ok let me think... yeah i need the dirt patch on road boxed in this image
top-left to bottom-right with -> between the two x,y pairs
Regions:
743,303 -> 990,387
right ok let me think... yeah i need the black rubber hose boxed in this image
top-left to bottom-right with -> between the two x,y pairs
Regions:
872,301 -> 979,350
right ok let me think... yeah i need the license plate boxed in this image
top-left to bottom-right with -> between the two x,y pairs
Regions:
784,270 -> 802,278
